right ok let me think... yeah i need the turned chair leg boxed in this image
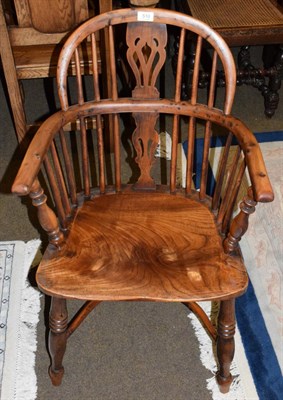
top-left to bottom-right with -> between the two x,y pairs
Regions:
264,44 -> 283,118
216,299 -> 235,393
48,297 -> 68,386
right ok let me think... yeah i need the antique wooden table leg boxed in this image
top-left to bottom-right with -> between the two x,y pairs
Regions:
263,44 -> 283,118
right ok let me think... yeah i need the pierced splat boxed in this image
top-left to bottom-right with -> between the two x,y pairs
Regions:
126,22 -> 167,189
132,111 -> 159,189
126,21 -> 167,99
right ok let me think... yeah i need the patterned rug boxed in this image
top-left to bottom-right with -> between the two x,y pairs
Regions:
0,240 -> 41,400
236,134 -> 283,400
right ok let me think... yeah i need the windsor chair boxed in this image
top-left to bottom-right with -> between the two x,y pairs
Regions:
12,8 -> 274,393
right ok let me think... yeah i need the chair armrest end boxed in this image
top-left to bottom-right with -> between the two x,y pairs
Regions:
12,182 -> 31,196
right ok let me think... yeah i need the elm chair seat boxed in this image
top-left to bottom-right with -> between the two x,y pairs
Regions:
37,192 -> 248,301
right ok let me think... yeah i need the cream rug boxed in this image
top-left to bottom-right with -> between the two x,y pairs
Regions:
240,140 -> 283,373
0,240 -> 41,400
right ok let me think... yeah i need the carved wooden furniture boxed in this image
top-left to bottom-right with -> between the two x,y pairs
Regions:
0,0 -> 113,142
178,0 -> 283,117
12,8 -> 274,393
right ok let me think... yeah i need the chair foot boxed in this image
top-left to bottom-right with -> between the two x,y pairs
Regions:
49,366 -> 65,386
216,372 -> 233,393
263,89 -> 279,118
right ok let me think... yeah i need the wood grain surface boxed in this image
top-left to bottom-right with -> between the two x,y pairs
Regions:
37,192 -> 248,301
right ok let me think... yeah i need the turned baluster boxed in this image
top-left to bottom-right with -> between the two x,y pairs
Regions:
223,186 -> 257,254
29,178 -> 65,248
216,299 -> 235,393
49,297 -> 68,386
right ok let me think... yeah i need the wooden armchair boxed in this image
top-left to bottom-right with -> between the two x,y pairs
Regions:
177,0 -> 283,117
12,8 -> 273,393
0,0 -> 113,142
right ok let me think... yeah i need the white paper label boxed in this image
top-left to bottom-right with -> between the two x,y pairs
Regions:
137,11 -> 154,22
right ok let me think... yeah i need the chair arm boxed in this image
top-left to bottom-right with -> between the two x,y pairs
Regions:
12,110 -> 67,196
11,99 -> 274,205
227,117 -> 274,203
